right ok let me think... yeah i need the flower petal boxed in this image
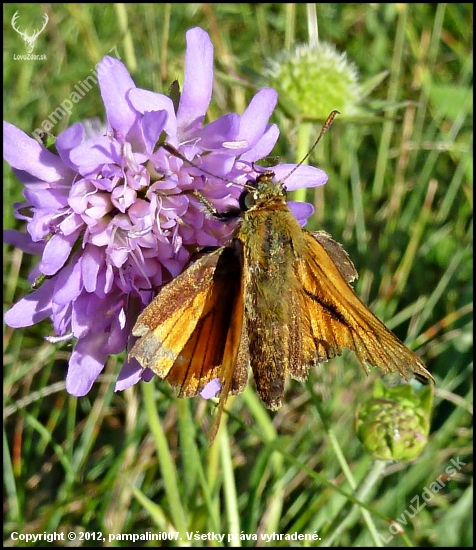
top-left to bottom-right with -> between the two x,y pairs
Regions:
141,110 -> 168,155
53,253 -> 83,306
273,164 -> 328,190
56,123 -> 85,170
71,293 -> 91,338
200,378 -> 221,399
3,122 -> 75,184
4,229 -> 45,255
288,201 -> 315,226
114,356 -> 144,391
239,123 -> 280,162
197,114 -> 240,150
52,302 -> 72,336
128,89 -> 177,139
98,56 -> 137,137
177,27 -> 214,136
66,331 -> 110,396
81,244 -> 104,293
236,88 -> 278,149
24,187 -> 69,210
70,136 -> 123,175
4,277 -> 55,327
40,229 -> 81,276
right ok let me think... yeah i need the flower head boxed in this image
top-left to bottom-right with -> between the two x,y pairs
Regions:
264,41 -> 361,118
355,380 -> 433,461
4,27 -> 328,397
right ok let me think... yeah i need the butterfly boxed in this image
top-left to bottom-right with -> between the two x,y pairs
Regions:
129,167 -> 433,440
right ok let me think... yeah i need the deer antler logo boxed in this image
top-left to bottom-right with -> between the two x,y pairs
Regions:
11,11 -> 49,54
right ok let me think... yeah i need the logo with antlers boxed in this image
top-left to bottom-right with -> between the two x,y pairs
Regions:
11,11 -> 49,54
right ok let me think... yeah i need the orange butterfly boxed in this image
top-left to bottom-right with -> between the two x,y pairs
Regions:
129,170 -> 433,439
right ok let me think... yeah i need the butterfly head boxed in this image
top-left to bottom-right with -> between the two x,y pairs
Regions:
239,170 -> 287,211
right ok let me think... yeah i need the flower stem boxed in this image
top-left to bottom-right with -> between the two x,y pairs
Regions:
142,382 -> 188,536
306,379 -> 383,546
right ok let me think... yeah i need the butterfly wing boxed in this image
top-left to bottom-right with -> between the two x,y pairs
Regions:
129,246 -> 249,399
291,231 -> 433,383
311,230 -> 358,283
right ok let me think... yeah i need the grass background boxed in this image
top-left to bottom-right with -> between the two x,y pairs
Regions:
3,3 -> 472,547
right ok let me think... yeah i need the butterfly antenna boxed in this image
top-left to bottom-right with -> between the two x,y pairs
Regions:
282,109 -> 340,184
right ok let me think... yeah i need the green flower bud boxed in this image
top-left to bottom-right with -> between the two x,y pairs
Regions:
264,42 -> 361,119
355,380 -> 433,461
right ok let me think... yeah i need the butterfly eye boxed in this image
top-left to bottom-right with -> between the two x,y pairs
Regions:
239,189 -> 256,211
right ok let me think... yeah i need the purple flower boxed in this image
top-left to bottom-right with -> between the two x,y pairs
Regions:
4,27 -> 328,397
